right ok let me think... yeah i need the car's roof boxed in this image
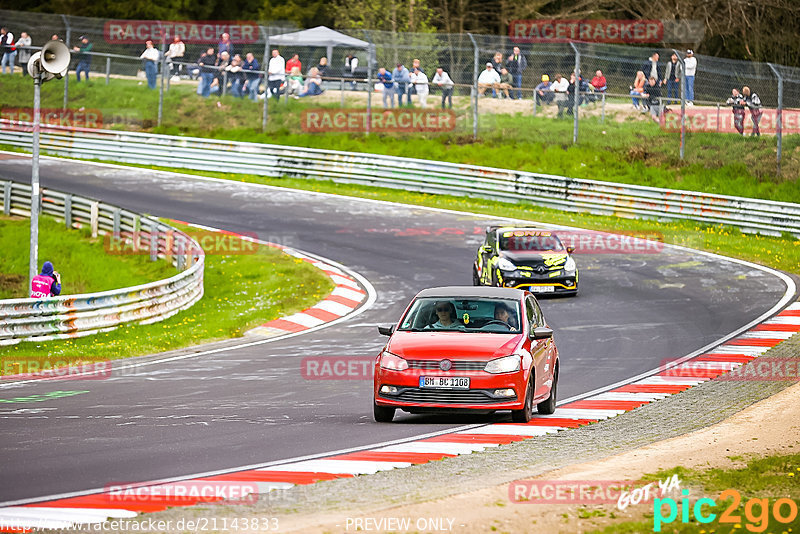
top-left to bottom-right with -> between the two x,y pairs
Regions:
492,226 -> 556,234
415,286 -> 525,299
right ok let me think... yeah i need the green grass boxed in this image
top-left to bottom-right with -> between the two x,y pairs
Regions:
0,220 -> 334,369
0,216 -> 173,299
1,75 -> 798,202
587,454 -> 800,533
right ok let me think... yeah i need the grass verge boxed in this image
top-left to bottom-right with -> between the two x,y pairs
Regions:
587,453 -> 800,533
0,221 -> 335,370
1,75 -> 798,201
0,215 -> 173,299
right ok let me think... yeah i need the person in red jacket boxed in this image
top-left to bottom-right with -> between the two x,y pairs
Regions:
286,54 -> 301,74
30,261 -> 61,298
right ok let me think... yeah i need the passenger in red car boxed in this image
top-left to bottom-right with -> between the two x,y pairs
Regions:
427,301 -> 459,329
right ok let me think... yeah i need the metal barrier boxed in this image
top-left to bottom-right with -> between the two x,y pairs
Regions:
1,120 -> 799,237
0,179 -> 204,345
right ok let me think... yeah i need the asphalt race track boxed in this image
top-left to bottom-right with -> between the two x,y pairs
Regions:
0,154 -> 791,504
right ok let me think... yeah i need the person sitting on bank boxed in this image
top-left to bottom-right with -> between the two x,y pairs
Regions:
30,261 -> 61,298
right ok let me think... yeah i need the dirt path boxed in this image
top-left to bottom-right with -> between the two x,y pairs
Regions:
279,380 -> 800,533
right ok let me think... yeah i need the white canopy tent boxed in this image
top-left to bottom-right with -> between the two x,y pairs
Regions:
266,26 -> 370,68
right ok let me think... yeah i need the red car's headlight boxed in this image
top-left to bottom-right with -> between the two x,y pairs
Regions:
485,355 -> 521,374
379,351 -> 409,371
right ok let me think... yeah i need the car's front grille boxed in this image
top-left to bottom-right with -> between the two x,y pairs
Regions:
382,388 -> 516,404
407,360 -> 489,371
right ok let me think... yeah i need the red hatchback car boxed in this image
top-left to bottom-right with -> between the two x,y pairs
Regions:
373,286 -> 559,423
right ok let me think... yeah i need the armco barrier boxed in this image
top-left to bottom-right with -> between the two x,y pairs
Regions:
1,121 -> 799,237
0,179 -> 204,345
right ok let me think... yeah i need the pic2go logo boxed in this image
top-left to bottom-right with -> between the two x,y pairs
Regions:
654,489 -> 799,532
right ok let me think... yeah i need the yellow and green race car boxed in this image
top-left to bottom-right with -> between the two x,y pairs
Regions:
473,227 -> 578,296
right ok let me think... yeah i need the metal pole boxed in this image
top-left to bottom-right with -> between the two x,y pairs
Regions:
716,103 -> 720,132
674,49 -> 686,160
340,78 -> 344,107
601,92 -> 606,123
261,26 -> 269,132
158,28 -> 166,127
222,71 -> 228,98
570,42 -> 579,145
61,15 -> 70,111
29,74 -> 42,287
365,36 -> 374,136
767,63 -> 783,176
532,90 -> 537,117
105,56 -> 110,85
467,33 -> 478,140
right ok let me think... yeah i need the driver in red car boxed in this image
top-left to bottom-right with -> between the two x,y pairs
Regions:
494,302 -> 516,328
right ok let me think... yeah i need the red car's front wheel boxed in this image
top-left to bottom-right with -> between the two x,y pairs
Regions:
373,402 -> 396,422
511,377 -> 535,423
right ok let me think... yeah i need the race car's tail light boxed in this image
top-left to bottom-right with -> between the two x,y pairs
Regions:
484,355 -> 521,374
380,385 -> 399,395
493,388 -> 516,398
379,351 -> 409,371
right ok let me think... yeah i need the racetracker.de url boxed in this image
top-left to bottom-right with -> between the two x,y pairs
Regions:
0,517 -> 280,532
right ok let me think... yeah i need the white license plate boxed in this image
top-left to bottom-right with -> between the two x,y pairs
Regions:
530,286 -> 555,293
419,376 -> 470,389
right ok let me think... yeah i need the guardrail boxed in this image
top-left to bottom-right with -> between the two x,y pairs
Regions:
1,120 -> 799,237
0,179 -> 204,345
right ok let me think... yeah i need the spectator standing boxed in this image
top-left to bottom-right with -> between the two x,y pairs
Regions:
73,35 -> 92,82
663,53 -> 681,105
51,34 -> 59,41
408,58 -> 423,102
16,31 -> 31,75
242,52 -> 260,101
139,40 -> 160,89
30,261 -> 61,298
377,67 -> 394,108
212,51 -> 230,94
411,66 -> 429,108
535,74 -> 553,106
684,49 -> 697,105
642,52 -> 660,83
742,86 -> 762,137
226,55 -> 245,97
489,52 -> 504,97
589,70 -> 606,103
725,88 -> 746,135
218,33 -> 233,57
267,49 -> 285,100
196,48 -> 216,97
1,27 -> 16,75
286,54 -> 301,74
432,67 -> 454,109
506,46 -> 527,99
316,57 -> 328,77
551,73 -> 569,117
498,67 -> 513,99
345,53 -> 359,89
630,71 -> 646,110
165,36 -> 185,77
477,62 -> 501,97
643,76 -> 661,119
392,63 -> 410,106
566,73 -> 577,115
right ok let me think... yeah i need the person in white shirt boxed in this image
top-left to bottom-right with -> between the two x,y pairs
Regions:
410,67 -> 429,108
432,67 -> 454,109
165,36 -> 185,77
550,73 -> 569,117
16,32 -> 31,75
267,49 -> 285,100
684,49 -> 697,105
139,40 -> 160,89
477,63 -> 500,96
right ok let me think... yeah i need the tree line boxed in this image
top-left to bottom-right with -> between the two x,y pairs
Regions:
15,0 -> 800,67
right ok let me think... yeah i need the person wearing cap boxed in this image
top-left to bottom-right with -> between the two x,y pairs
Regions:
432,67 -> 454,109
477,62 -> 501,97
392,62 -> 410,106
535,74 -> 553,105
684,49 -> 697,105
72,35 -> 92,82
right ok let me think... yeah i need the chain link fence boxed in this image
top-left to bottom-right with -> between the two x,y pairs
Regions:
1,9 -> 798,176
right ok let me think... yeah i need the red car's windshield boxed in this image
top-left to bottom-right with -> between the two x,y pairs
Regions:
398,297 -> 522,334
